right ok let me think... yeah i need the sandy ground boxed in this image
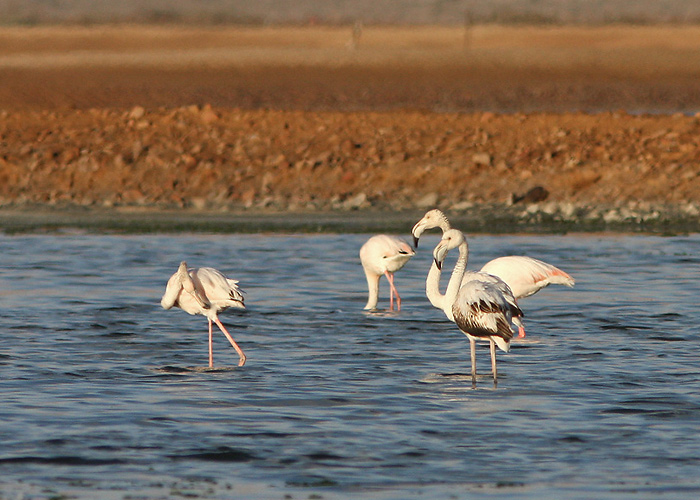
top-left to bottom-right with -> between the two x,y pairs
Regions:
3,25 -> 700,113
2,25 -> 700,231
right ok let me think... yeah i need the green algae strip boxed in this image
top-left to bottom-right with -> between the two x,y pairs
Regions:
1,206 -> 698,235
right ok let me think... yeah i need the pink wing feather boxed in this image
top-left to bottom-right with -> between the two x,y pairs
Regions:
479,256 -> 575,300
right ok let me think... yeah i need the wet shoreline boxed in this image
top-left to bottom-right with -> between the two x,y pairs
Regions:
2,204 -> 698,235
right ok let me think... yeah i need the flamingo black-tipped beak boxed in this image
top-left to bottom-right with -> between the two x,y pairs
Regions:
413,235 -> 420,248
434,257 -> 442,270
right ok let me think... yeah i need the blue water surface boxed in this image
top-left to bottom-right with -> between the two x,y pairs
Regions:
0,231 -> 698,499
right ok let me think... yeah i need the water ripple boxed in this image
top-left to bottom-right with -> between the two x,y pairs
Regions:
1,233 -> 700,498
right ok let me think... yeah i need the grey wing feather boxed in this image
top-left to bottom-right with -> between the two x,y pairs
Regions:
452,281 -> 516,341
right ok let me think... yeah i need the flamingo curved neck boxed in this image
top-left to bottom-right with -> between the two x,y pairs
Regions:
160,281 -> 179,310
426,240 -> 469,322
425,262 -> 447,313
430,210 -> 452,234
438,217 -> 451,232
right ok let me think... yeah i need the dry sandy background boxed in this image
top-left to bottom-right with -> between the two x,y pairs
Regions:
2,25 -> 700,230
4,0 -> 700,25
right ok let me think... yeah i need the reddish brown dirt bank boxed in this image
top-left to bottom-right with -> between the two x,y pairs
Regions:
1,26 -> 700,231
3,107 -> 699,219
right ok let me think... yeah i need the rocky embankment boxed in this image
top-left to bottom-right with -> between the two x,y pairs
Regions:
2,106 -> 700,232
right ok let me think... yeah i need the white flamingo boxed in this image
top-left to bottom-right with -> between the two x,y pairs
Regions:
412,208 -> 574,335
360,234 -> 416,311
478,255 -> 574,299
428,229 -> 522,388
161,261 -> 246,367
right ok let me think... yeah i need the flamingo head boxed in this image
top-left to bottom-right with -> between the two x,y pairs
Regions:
432,229 -> 465,270
412,208 -> 450,247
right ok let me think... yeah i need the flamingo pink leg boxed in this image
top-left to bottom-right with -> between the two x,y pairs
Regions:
384,271 -> 402,311
208,319 -> 214,368
214,317 -> 247,367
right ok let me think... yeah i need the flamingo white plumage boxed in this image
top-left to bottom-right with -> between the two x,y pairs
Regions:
161,261 -> 246,367
478,255 -> 574,299
428,229 -> 522,388
412,208 -> 574,336
360,234 -> 416,311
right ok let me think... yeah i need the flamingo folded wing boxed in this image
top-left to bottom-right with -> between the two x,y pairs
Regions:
479,255 -> 575,299
452,280 -> 517,353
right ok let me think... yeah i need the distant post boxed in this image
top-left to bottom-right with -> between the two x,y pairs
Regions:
349,20 -> 363,50
463,11 -> 472,51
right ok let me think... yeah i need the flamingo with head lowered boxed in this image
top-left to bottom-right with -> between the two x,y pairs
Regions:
161,261 -> 246,367
428,229 -> 522,388
360,234 -> 415,311
412,208 -> 574,336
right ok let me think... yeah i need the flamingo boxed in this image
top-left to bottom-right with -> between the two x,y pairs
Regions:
360,234 -> 416,311
428,229 -> 522,388
479,255 -> 575,299
161,261 -> 246,367
412,208 -> 574,335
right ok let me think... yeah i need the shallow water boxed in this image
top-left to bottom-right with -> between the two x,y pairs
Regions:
1,232 -> 699,499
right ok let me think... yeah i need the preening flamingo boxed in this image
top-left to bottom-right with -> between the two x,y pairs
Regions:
412,208 -> 574,336
428,229 -> 522,388
161,261 -> 246,367
360,234 -> 415,311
